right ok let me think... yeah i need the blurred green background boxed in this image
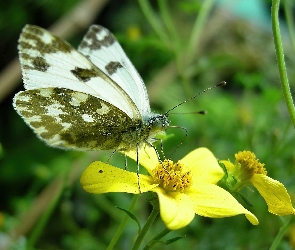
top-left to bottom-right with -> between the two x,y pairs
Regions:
1,0 -> 295,249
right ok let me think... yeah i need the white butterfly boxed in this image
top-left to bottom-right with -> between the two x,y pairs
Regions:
13,25 -> 169,152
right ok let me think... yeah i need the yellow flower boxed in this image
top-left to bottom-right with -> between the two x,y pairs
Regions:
220,151 -> 295,216
80,147 -> 258,230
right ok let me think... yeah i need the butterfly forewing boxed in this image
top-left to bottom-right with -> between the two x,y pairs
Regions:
18,25 -> 139,120
78,25 -> 151,118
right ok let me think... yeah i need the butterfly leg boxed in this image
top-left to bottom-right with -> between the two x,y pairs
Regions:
155,138 -> 166,160
168,126 -> 188,159
107,150 -> 117,163
124,153 -> 128,170
145,141 -> 162,163
136,144 -> 142,193
145,141 -> 174,175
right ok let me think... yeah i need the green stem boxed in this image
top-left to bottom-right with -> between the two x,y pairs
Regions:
138,0 -> 172,49
142,228 -> 170,250
132,203 -> 160,250
271,0 -> 295,128
185,0 -> 215,66
107,195 -> 139,250
269,217 -> 291,250
180,0 -> 215,98
158,0 -> 179,50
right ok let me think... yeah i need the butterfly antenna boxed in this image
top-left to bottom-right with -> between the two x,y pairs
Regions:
164,81 -> 226,115
169,110 -> 207,115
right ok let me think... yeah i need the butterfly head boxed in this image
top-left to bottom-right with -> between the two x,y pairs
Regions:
145,113 -> 170,140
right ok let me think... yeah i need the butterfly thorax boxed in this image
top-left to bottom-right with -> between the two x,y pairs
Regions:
117,113 -> 169,152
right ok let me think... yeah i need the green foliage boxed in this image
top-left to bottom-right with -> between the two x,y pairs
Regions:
0,0 -> 78,37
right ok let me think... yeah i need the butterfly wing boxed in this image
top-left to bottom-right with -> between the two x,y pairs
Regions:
13,88 -> 142,151
17,24 -> 140,120
78,25 -> 151,118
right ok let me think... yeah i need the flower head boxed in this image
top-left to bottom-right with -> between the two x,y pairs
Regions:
80,147 -> 258,230
152,160 -> 192,192
220,151 -> 295,216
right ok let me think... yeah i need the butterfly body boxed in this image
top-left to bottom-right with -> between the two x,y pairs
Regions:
13,25 -> 169,152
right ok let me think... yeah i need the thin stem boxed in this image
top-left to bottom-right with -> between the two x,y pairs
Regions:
269,217 -> 291,250
180,0 -> 215,98
138,0 -> 172,49
185,0 -> 215,66
161,4 -> 190,100
271,0 -> 295,128
158,0 -> 183,74
107,195 -> 139,250
142,228 -> 171,250
158,0 -> 179,50
132,203 -> 160,250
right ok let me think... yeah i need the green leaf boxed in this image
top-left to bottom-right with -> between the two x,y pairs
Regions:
164,236 -> 184,245
239,192 -> 254,207
116,206 -> 141,233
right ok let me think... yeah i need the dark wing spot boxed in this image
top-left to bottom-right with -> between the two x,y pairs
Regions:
20,53 -> 50,72
71,67 -> 99,82
32,56 -> 50,72
98,170 -> 103,173
105,61 -> 123,75
20,25 -> 73,54
79,25 -> 116,50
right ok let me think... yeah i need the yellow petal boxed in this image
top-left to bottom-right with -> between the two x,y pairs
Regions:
125,146 -> 159,174
181,148 -> 224,184
80,161 -> 158,194
154,188 -> 195,230
188,183 -> 259,225
251,174 -> 295,215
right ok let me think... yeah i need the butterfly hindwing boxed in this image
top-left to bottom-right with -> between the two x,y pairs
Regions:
13,88 -> 142,150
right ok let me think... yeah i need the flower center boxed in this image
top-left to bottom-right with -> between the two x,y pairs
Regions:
235,151 -> 267,178
220,151 -> 267,193
152,159 -> 192,192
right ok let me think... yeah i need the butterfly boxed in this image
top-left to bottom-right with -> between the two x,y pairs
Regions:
13,25 -> 170,153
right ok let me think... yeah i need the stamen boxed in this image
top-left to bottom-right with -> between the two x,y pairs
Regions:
152,160 -> 192,192
235,151 -> 267,176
